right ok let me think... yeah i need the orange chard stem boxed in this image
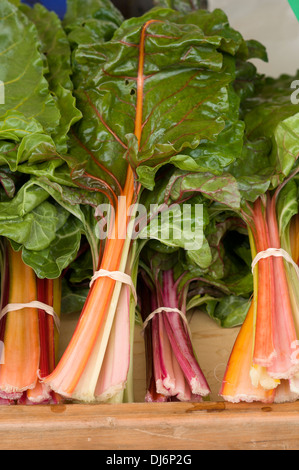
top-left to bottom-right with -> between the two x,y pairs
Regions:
0,246 -> 40,393
134,20 -> 163,147
43,171 -> 135,395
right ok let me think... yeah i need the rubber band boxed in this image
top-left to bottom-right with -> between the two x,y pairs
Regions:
251,248 -> 299,279
141,307 -> 192,338
0,301 -> 60,333
90,269 -> 138,305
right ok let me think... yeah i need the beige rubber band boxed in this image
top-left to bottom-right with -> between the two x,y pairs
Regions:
0,301 -> 60,333
90,269 -> 138,305
251,248 -> 299,279
141,307 -> 192,338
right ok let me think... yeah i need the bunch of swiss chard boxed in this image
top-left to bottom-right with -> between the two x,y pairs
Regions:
39,0 -> 268,404
0,0 -> 128,405
122,0 -> 266,402
0,0 -> 87,403
219,71 -> 299,404
1,0 -> 299,407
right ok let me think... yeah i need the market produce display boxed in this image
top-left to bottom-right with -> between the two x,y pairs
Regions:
0,0 -> 298,406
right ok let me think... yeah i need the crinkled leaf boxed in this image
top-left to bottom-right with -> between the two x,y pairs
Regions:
22,213 -> 83,279
0,0 -> 60,133
24,176 -> 103,270
166,170 -> 241,211
0,200 -> 58,251
225,137 -> 273,203
245,39 -> 268,62
276,179 -> 299,237
67,8 -> 239,194
166,85 -> 244,177
139,197 -> 207,253
61,278 -> 89,315
154,2 -> 249,60
19,3 -> 82,153
0,180 -> 49,219
154,0 -> 206,13
0,112 -> 62,173
243,72 -> 299,186
205,295 -> 250,328
63,0 -> 123,47
176,8 -> 248,58
0,170 -> 16,199
0,112 -> 44,142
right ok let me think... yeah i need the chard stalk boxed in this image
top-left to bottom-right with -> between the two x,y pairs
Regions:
65,204 -> 137,402
0,245 -> 40,395
220,301 -> 276,403
161,271 -> 210,396
274,379 -> 299,403
140,268 -> 210,401
43,168 -> 136,396
251,198 -> 275,368
94,283 -> 131,401
26,278 -> 62,405
281,214 -> 299,393
222,191 -> 299,403
0,241 -> 62,404
265,195 -> 299,379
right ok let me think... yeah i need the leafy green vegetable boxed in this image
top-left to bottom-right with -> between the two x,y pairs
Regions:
0,1 -> 60,133
63,0 -> 123,47
66,7 -> 243,193
154,0 -> 207,14
19,2 -> 82,154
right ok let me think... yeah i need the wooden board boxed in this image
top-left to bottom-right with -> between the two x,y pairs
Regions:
0,310 -> 297,450
0,402 -> 299,450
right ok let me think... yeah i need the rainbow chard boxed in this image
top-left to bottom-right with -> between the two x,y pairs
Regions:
138,246 -> 211,402
0,0 -> 94,405
221,184 -> 299,403
220,70 -> 299,403
137,165 -> 254,402
0,0 -> 86,279
0,241 -> 61,404
43,5 -> 246,402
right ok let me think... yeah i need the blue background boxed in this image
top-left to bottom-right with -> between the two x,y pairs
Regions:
22,1 -> 67,18
21,1 -> 156,20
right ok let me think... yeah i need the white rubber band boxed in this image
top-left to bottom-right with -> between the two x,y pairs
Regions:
90,269 -> 138,305
142,307 -> 192,338
251,248 -> 299,279
0,301 -> 60,333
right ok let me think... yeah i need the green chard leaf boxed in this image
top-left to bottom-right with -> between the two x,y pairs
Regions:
66,7 -> 241,194
63,0 -> 123,47
166,170 -> 241,211
223,71 -> 299,206
205,295 -> 250,328
19,2 -> 82,154
242,72 -> 299,186
0,0 -> 60,133
153,0 -> 206,13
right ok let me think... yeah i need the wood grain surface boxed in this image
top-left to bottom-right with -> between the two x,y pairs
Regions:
0,401 -> 299,450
